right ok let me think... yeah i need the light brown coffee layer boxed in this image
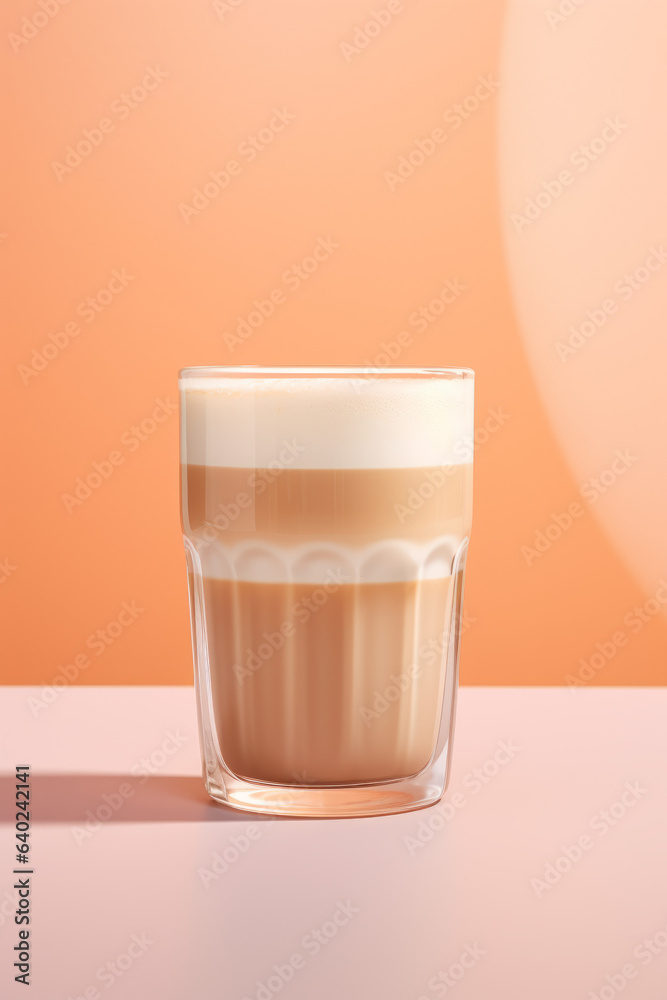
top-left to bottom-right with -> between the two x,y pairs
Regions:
201,575 -> 454,785
182,463 -> 472,541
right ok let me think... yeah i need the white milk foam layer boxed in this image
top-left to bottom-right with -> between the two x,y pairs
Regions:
181,376 -> 474,469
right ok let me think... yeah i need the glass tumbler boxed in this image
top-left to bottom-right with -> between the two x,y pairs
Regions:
180,366 -> 473,817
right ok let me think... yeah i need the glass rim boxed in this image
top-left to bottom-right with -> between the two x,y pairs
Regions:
179,364 -> 474,379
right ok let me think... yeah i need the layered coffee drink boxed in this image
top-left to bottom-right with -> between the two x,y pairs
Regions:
180,368 -> 473,816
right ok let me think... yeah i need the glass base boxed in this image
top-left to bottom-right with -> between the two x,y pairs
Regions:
203,751 -> 450,818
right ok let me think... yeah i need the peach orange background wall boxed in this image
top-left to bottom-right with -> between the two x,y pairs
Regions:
1,0 -> 665,687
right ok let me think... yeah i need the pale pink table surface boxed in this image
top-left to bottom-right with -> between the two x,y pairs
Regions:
1,687 -> 665,1000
